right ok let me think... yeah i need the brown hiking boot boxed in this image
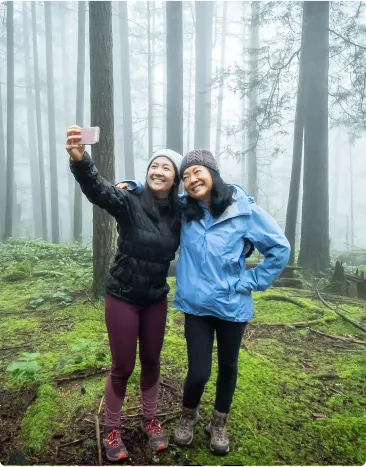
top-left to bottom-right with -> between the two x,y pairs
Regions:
103,427 -> 129,462
174,407 -> 200,446
206,410 -> 229,455
140,418 -> 169,452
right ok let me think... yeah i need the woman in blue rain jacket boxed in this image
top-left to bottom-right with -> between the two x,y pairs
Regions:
117,148 -> 290,455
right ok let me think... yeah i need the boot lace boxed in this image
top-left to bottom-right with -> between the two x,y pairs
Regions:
146,419 -> 163,437
106,429 -> 122,447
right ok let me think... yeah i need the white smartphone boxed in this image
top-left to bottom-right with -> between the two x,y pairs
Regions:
79,127 -> 100,145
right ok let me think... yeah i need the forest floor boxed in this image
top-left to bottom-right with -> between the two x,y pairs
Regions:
0,238 -> 366,466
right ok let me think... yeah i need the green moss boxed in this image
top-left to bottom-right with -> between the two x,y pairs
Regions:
2,241 -> 366,465
21,384 -> 63,453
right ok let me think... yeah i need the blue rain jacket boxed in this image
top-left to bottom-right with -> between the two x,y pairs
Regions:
122,181 -> 290,322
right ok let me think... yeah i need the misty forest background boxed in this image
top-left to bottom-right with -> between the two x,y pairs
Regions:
1,0 -> 366,287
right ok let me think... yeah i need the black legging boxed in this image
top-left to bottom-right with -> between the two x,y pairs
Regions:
182,313 -> 247,414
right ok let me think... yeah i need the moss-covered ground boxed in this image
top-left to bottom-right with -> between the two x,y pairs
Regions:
0,239 -> 365,465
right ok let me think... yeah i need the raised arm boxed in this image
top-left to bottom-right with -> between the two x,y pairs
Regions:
66,125 -> 134,220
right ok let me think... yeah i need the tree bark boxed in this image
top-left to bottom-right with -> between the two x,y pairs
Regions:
0,72 -> 6,239
73,1 -> 86,242
31,2 -> 48,241
166,1 -> 183,155
119,2 -> 135,179
194,1 -> 213,148
285,4 -> 310,265
89,1 -> 116,298
247,1 -> 259,199
44,2 -> 60,243
214,2 -> 228,168
22,2 -> 42,239
4,1 -> 14,240
298,1 -> 330,272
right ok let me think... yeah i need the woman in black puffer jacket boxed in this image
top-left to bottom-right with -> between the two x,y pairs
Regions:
66,125 -> 182,460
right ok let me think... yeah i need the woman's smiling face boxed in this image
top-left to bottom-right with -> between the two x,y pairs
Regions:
182,165 -> 213,204
146,156 -> 176,197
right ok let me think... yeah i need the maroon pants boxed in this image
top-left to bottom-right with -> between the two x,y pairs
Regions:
104,294 -> 168,427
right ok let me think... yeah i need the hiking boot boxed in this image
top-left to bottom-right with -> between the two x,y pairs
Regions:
174,407 -> 200,446
206,410 -> 229,455
103,427 -> 128,462
140,418 -> 169,452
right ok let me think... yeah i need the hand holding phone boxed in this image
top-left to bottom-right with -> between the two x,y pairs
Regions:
66,125 -> 100,161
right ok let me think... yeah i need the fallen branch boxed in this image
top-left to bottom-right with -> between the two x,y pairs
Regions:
250,318 -> 333,328
308,327 -> 366,345
0,343 -> 33,351
94,414 -> 102,466
317,291 -> 366,335
59,434 -> 92,449
54,368 -> 110,385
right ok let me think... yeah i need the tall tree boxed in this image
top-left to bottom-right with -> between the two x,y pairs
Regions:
22,2 -> 42,238
298,1 -> 330,272
0,73 -> 5,239
214,1 -> 228,168
147,2 -> 153,156
348,135 -> 354,250
186,41 -> 193,153
161,9 -> 167,147
247,1 -> 259,199
44,2 -> 60,243
285,4 -> 310,265
89,1 -> 116,298
31,2 -> 48,241
73,1 -> 86,242
240,1 -> 248,188
4,1 -> 14,240
60,5 -> 74,234
119,2 -> 135,179
194,1 -> 213,148
166,1 -> 183,155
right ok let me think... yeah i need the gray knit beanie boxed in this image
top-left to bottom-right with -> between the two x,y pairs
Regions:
147,149 -> 183,174
179,149 -> 219,179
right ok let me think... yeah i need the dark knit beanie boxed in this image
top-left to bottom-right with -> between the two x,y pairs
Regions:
179,149 -> 219,179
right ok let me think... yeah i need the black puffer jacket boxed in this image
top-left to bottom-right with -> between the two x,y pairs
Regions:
70,154 -> 180,304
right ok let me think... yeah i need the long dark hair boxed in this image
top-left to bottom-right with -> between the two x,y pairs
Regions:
139,170 -> 181,231
182,168 -> 234,222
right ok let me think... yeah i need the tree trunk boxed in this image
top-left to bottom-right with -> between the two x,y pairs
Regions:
247,1 -> 259,199
194,1 -> 213,148
31,2 -> 48,241
348,135 -> 354,250
214,2 -> 228,168
4,1 -> 14,240
240,1 -> 248,188
89,1 -> 116,298
73,1 -> 86,242
60,5 -> 74,238
147,2 -> 153,156
166,1 -> 183,155
119,2 -> 135,179
0,72 -> 6,239
186,41 -> 193,153
285,4 -> 309,265
298,1 -> 330,273
44,2 -> 60,244
161,9 -> 167,147
22,2 -> 42,239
